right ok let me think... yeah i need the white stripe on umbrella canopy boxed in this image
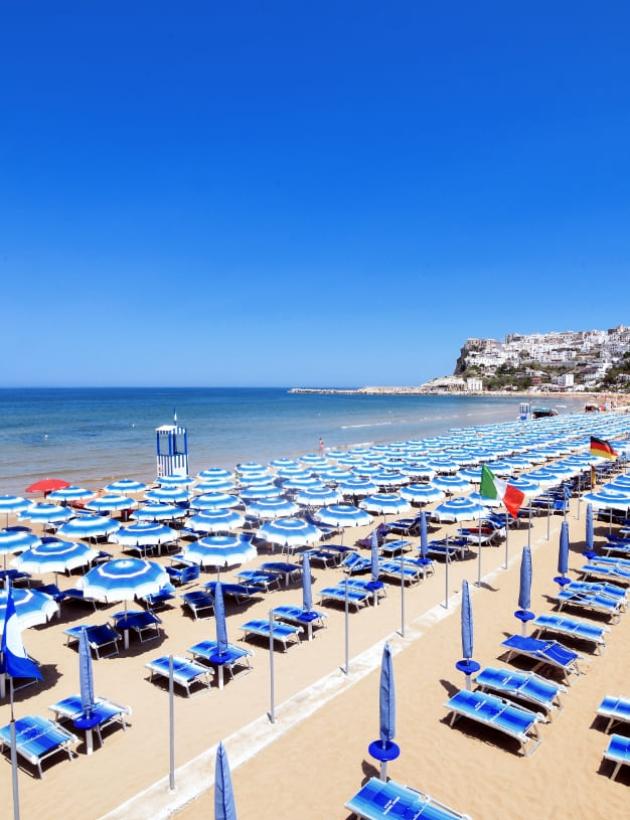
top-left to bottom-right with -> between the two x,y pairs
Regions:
80,558 -> 169,603
257,518 -> 321,548
186,509 -> 245,533
13,538 -> 97,574
244,498 -> 300,520
111,522 -> 178,546
181,535 -> 257,568
57,515 -> 120,539
315,504 -> 372,528
359,493 -> 411,515
104,479 -> 147,494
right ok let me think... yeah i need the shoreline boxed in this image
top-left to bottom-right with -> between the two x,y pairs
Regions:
289,386 -> 629,404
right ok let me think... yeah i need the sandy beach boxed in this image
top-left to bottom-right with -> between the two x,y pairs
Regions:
1,470 -> 628,820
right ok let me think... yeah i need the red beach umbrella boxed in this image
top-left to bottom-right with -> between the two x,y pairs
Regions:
25,478 -> 71,496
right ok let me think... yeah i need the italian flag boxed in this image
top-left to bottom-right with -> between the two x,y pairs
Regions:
479,464 -> 525,518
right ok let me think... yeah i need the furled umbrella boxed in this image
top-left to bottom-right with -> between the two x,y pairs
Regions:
455,580 -> 479,689
214,741 -> 237,820
554,520 -> 571,587
368,643 -> 400,781
514,546 -> 534,635
584,503 -> 596,559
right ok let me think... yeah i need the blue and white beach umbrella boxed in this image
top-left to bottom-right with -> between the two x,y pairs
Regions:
359,493 -> 411,516
584,503 -> 595,559
132,504 -> 188,521
238,485 -> 283,501
186,509 -> 245,534
432,475 -> 471,494
80,558 -> 169,603
432,496 -> 485,523
215,741 -> 237,820
368,643 -> 399,780
0,528 -> 41,557
257,518 -> 321,549
316,467 -> 351,481
156,474 -> 195,487
400,483 -> 445,505
14,538 -> 97,575
456,580 -> 479,689
505,477 -> 541,498
555,521 -> 570,586
79,627 -> 95,717
275,467 -> 312,480
295,487 -> 344,508
190,493 -> 241,511
0,495 -> 32,516
372,472 -> 407,488
182,535 -> 256,568
581,488 -> 630,511
104,479 -> 147,494
111,522 -> 177,547
195,479 -> 236,494
19,502 -> 72,525
48,486 -> 95,503
198,468 -> 233,481
236,462 -> 266,474
316,504 -> 372,528
145,486 -> 190,504
245,497 -> 299,520
337,478 -> 379,497
86,494 -> 136,513
57,515 -> 120,540
0,587 -> 59,629
238,473 -> 274,486
515,546 -> 534,634
279,477 -> 322,491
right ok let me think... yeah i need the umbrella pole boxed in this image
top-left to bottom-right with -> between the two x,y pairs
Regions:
344,579 -> 350,674
444,536 -> 449,609
168,655 -> 175,791
504,513 -> 509,570
10,678 -> 20,820
268,609 -> 276,723
476,516 -> 482,587
546,500 -> 551,541
527,505 -> 532,549
576,474 -> 581,520
399,551 -> 405,638
609,508 -> 612,537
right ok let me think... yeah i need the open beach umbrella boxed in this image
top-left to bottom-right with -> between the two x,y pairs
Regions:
198,468 -> 233,480
316,504 -> 372,529
400,483 -> 445,505
19,502 -> 72,525
156,474 -> 195,487
238,485 -> 283,501
86,494 -> 136,513
257,518 -> 321,551
181,535 -> 257,569
48,486 -> 95,503
104,479 -> 147,494
555,521 -> 570,586
584,503 -> 596,559
145,486 -> 191,504
236,461 -> 266,474
195,479 -> 236,494
215,741 -> 237,820
132,504 -> 188,521
359,493 -> 411,516
505,477 -> 541,498
432,496 -> 485,523
13,537 -> 97,578
456,580 -> 479,689
279,477 -> 322,491
275,467 -> 312,480
186,509 -> 245,534
79,627 -> 95,719
111,521 -> 177,548
294,487 -> 344,508
190,493 -> 241,511
368,643 -> 399,781
80,558 -> 168,603
581,488 -> 630,511
515,546 -> 534,634
372,472 -> 408,488
0,586 -> 59,629
0,496 -> 32,524
57,515 -> 120,540
432,475 -> 471,494
238,473 -> 274,486
25,478 -> 70,496
244,498 -> 299,520
337,478 -> 379,498
0,528 -> 41,564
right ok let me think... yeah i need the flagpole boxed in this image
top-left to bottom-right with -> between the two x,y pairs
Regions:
10,677 -> 20,820
504,511 -> 509,570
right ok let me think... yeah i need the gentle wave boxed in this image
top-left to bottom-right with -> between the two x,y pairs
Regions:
340,421 -> 394,430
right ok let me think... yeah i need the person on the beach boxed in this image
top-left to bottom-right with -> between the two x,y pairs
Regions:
319,436 -> 325,455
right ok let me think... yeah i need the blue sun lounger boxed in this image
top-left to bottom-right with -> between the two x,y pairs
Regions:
602,540 -> 630,557
188,640 -> 253,683
379,560 -> 422,584
205,581 -> 264,605
580,563 -> 630,584
236,570 -> 281,590
402,555 -> 435,578
554,588 -> 624,623
565,580 -> 627,601
272,605 -> 327,638
427,539 -> 469,561
597,696 -> 630,733
145,656 -> 212,696
307,546 -> 351,567
260,562 -> 303,585
181,590 -> 215,619
112,610 -> 162,643
445,689 -> 542,755
319,585 -> 370,610
532,614 -> 608,654
590,556 -> 630,569
49,695 -> 131,745
239,618 -> 301,650
474,666 -> 565,720
501,635 -> 582,683
341,552 -> 372,575
379,539 -> 411,558
0,715 -> 78,777
345,776 -> 470,820
604,734 -> 630,780
64,623 -> 121,658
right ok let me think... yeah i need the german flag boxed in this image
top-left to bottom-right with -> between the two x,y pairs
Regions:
590,436 -> 618,460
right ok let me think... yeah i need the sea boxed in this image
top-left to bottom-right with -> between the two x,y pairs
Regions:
0,388 -> 586,494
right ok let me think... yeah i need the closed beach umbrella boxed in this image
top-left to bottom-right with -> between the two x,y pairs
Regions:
14,537 -> 97,576
0,586 -> 59,629
215,741 -> 237,820
191,493 -> 241,511
186,509 -> 244,534
317,504 -> 372,528
294,487 -> 344,508
359,494 -> 411,516
419,512 -> 430,564
182,535 -> 256,569
456,580 -> 479,689
257,518 -> 321,550
555,521 -> 570,586
58,515 -> 120,540
105,479 -> 147,494
371,530 -> 380,583
584,503 -> 595,558
19,502 -> 72,525
302,552 -> 313,613
111,522 -> 177,547
145,486 -> 190,504
132,504 -> 187,521
368,643 -> 399,780
79,627 -> 95,717
86,494 -> 136,513
48,486 -> 95,503
245,498 -> 299,520
432,496 -> 485,523
214,581 -> 228,656
515,546 -> 534,634
80,558 -> 168,603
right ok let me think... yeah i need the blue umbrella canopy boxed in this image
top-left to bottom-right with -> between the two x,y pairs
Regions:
400,483 -> 445,505
111,521 -> 177,547
104,479 -> 147,494
156,474 -> 195,487
0,587 -> 59,629
316,504 -> 372,528
238,486 -> 283,501
302,552 -> 313,612
57,515 -> 120,539
14,537 -> 97,574
257,518 -> 321,548
186,509 -> 245,534
236,461 -> 266,473
581,488 -> 630,511
0,528 -> 41,556
195,478 -> 236,493
86,494 -> 136,513
432,475 -> 471,494
182,535 -> 257,568
48,486 -> 95,503
214,741 -> 237,820
557,521 -> 570,576
279,477 -> 322,490
145,486 -> 191,504
337,478 -> 379,497
294,487 -> 344,507
19,502 -> 72,524
80,558 -> 169,603
461,580 -> 473,660
359,493 -> 411,515
131,504 -> 188,521
371,531 -> 380,583
518,546 -> 532,611
198,468 -> 233,480
0,495 -> 32,515
214,581 -> 228,655
190,493 -> 241,511
79,627 -> 95,717
432,496 -> 485,523
245,497 -> 299,520
379,643 -> 396,745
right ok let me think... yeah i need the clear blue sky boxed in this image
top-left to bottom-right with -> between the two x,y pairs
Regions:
1,2 -> 629,387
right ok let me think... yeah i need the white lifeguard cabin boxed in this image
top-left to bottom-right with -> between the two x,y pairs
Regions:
518,402 -> 531,422
156,412 -> 189,477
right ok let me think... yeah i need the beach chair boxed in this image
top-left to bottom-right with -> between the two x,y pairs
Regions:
579,562 -> 630,584
49,695 -> 131,746
427,538 -> 469,561
64,623 -> 121,659
142,584 -> 176,611
319,584 -> 370,611
345,578 -> 386,600
565,580 -> 627,601
166,562 -> 200,586
379,560 -> 422,585
272,605 -> 327,638
181,590 -> 215,619
602,540 -> 630,557
402,555 -> 435,578
259,561 -> 303,586
379,539 -> 411,558
188,639 -> 253,684
356,524 -> 389,550
387,517 -> 421,536
532,614 -> 608,654
236,570 -> 281,591
501,635 -> 582,683
345,776 -> 471,820
0,715 -> 78,777
596,696 -> 630,733
307,548 -> 343,568
239,618 -> 301,650
341,552 -> 371,575
554,588 -> 624,623
59,587 -> 98,610
445,689 -> 542,756
603,734 -> 630,780
474,666 -> 565,720
590,556 -> 630,569
205,581 -> 264,605
112,610 -> 162,643
145,656 -> 212,696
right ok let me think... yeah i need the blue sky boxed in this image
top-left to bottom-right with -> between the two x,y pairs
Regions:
1,2 -> 629,387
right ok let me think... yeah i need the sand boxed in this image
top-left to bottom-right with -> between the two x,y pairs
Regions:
1,488 -> 628,819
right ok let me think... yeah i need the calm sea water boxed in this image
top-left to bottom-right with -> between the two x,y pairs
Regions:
0,388 -> 585,494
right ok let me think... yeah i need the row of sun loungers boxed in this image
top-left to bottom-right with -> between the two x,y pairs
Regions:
346,777 -> 470,820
